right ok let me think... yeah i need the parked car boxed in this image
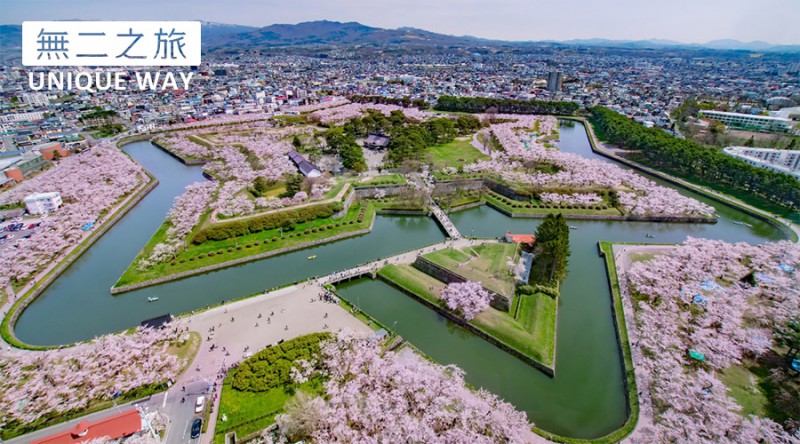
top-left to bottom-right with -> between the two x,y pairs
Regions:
190,418 -> 202,439
194,395 -> 205,413
27,224 -> 35,230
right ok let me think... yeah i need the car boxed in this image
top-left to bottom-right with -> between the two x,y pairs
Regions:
194,395 -> 205,413
7,234 -> 13,239
190,418 -> 202,439
27,224 -> 35,230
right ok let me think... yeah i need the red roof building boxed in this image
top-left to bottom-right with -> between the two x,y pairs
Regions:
31,409 -> 142,444
505,231 -> 536,245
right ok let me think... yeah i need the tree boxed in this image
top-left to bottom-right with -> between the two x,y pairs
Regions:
533,213 -> 570,285
292,135 -> 302,150
440,281 -> 491,320
281,174 -> 304,198
775,318 -> 800,361
744,135 -> 755,147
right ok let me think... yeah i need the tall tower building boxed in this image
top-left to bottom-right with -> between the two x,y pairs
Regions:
547,71 -> 563,93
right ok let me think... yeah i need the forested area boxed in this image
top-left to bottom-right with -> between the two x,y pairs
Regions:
589,107 -> 800,210
435,95 -> 579,116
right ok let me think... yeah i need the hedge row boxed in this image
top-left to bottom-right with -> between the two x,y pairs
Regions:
230,333 -> 330,392
193,202 -> 342,244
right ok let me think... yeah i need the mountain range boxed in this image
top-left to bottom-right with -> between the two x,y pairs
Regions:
1,20 -> 798,54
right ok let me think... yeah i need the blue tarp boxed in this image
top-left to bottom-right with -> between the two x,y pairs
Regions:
699,280 -> 721,291
778,264 -> 795,272
693,295 -> 707,304
81,221 -> 94,231
755,272 -> 773,283
792,358 -> 800,372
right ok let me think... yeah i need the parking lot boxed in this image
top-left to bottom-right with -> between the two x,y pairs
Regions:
0,217 -> 43,253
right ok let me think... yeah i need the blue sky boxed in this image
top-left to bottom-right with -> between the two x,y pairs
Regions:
4,0 -> 799,44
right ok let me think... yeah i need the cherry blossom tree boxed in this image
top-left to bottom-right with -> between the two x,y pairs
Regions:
276,332 -> 531,443
440,281 -> 492,320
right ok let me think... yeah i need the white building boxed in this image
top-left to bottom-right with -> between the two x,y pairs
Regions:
723,146 -> 800,180
699,110 -> 793,133
21,93 -> 50,107
24,192 -> 62,215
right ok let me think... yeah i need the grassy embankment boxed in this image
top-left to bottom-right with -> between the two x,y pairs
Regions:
116,201 -> 375,287
379,242 -> 557,367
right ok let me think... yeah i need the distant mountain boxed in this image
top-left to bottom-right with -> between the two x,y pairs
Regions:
198,21 -> 258,42
554,36 -> 800,52
203,20 -> 489,48
0,20 -> 798,56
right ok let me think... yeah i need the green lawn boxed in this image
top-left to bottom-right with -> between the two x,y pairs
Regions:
354,174 -> 407,187
423,243 -> 518,298
629,252 -> 659,263
426,138 -> 490,170
115,201 -> 375,287
89,123 -> 126,138
214,379 -> 322,444
379,260 -> 557,367
720,365 -> 769,418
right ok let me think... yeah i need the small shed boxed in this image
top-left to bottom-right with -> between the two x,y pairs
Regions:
364,134 -> 390,150
288,150 -> 321,178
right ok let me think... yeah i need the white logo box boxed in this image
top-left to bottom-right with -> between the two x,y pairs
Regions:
23,21 -> 201,66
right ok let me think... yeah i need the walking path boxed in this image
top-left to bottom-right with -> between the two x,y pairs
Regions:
429,202 -> 462,239
208,183 -> 351,223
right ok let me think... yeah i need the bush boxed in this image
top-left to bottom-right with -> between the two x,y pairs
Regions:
208,252 -> 215,257
218,249 -> 224,254
198,253 -> 205,259
272,237 -> 278,242
170,261 -> 176,266
327,224 -> 334,229
179,258 -> 186,263
231,333 -> 330,392
236,245 -> 243,250
254,241 -> 260,246
305,229 -> 311,234
319,226 -> 325,231
193,201 -> 339,243
189,256 -> 195,261
228,247 -> 234,252
245,244 -> 252,248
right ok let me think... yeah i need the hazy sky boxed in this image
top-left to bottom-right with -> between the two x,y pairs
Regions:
4,0 -> 800,44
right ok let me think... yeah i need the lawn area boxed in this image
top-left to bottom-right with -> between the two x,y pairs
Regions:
629,252 -> 659,263
165,331 -> 201,373
115,201 -> 375,288
354,174 -> 407,187
426,138 -> 490,170
423,243 -> 518,298
213,333 -> 328,443
720,365 -> 769,418
378,262 -> 557,367
89,123 -> 126,138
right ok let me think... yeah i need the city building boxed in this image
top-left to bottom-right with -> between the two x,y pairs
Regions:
24,191 -> 63,215
288,150 -> 322,177
547,71 -> 563,93
723,146 -> 800,179
0,151 -> 48,183
699,110 -> 794,133
21,93 -> 50,107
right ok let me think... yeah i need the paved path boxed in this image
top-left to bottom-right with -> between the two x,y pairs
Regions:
429,202 -> 462,239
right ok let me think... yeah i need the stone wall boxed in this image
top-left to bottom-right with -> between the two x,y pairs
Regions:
412,256 -> 509,312
353,184 -> 408,198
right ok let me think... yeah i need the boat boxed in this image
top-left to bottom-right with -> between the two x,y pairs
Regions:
645,234 -> 655,238
307,255 -> 317,260
569,225 -> 578,230
733,221 -> 752,227
147,297 -> 159,302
